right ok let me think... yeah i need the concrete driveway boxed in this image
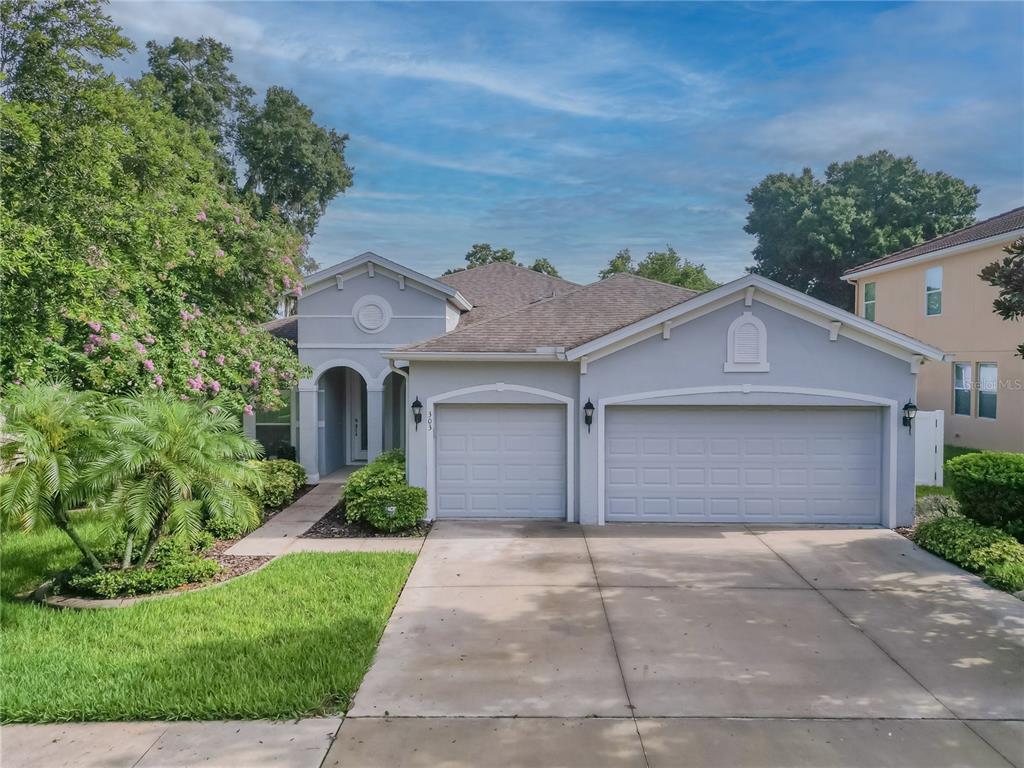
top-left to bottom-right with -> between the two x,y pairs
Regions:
330,521 -> 1024,767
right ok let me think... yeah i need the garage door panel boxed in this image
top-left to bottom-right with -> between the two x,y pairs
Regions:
606,407 -> 881,524
436,404 -> 566,518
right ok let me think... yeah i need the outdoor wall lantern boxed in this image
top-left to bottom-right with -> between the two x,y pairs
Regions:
902,400 -> 918,433
583,399 -> 595,433
411,397 -> 423,430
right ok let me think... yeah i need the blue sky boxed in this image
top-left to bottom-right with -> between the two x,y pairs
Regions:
108,1 -> 1023,283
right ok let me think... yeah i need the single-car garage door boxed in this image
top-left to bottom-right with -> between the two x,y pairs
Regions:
605,406 -> 881,524
436,404 -> 566,518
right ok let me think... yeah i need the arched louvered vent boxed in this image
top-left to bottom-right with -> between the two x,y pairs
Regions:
725,311 -> 769,372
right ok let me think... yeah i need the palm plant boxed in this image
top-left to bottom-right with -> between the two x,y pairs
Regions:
94,394 -> 262,567
0,381 -> 105,571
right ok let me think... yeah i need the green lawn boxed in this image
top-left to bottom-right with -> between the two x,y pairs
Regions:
915,445 -> 986,499
0,517 -> 415,722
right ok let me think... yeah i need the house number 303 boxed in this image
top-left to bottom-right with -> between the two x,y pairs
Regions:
427,411 -> 433,431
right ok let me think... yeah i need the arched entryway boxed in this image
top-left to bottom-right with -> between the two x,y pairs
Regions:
382,370 -> 407,454
317,366 -> 369,478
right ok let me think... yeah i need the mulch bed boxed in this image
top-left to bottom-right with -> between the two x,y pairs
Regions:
202,539 -> 272,587
301,503 -> 431,539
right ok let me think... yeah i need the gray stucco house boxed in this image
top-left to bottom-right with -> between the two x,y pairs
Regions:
256,251 -> 945,528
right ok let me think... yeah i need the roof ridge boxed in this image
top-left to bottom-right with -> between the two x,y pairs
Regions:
602,271 -> 701,295
437,261 -> 580,287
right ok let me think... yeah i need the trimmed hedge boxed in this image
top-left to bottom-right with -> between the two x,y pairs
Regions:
914,516 -> 1024,592
946,452 -> 1024,527
342,451 -> 425,532
352,486 -> 427,533
342,452 -> 406,524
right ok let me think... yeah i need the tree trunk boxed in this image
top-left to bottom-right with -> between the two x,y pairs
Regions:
121,533 -> 134,570
136,513 -> 167,567
54,510 -> 103,572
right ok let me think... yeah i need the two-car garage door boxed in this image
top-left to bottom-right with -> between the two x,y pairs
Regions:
605,406 -> 882,525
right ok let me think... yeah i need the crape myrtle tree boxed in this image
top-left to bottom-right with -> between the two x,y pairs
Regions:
0,0 -> 360,412
745,150 -> 978,310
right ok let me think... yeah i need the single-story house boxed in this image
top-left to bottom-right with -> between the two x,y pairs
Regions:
257,251 -> 946,527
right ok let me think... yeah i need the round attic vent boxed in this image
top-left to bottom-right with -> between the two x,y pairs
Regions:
353,295 -> 392,334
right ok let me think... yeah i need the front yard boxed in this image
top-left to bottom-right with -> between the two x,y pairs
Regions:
0,514 -> 415,722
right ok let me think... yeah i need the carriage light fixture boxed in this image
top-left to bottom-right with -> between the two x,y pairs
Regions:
411,397 -> 423,430
583,399 -> 595,433
902,400 -> 918,432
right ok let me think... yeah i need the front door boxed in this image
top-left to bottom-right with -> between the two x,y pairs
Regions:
347,369 -> 368,463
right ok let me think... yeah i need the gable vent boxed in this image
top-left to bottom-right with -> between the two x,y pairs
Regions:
733,322 -> 761,363
725,310 -> 770,372
352,295 -> 392,334
357,303 -> 385,330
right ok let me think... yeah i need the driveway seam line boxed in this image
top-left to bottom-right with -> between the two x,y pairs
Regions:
582,529 -> 651,768
746,526 -> 969,724
129,725 -> 170,768
959,721 -> 1021,768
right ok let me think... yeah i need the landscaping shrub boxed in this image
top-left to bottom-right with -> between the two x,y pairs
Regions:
65,535 -> 220,598
342,455 -> 406,524
914,516 -> 1024,592
350,485 -> 426,533
914,494 -> 961,524
1003,519 -> 1024,545
247,459 -> 307,510
946,452 -> 1024,527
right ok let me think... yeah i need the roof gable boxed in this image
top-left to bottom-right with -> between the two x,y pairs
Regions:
302,251 -> 472,309
566,274 -> 946,364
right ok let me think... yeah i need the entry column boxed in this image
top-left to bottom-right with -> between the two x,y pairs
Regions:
298,383 -> 319,482
366,385 -> 384,462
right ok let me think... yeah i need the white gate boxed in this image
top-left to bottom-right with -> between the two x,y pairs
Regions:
914,410 -> 944,487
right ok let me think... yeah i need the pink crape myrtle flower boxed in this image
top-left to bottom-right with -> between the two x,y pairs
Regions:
83,343 -> 97,355
143,359 -> 155,371
250,361 -> 261,373
109,333 -> 121,342
87,321 -> 102,332
187,375 -> 204,391
191,358 -> 201,368
209,380 -> 221,394
243,403 -> 255,416
133,341 -> 147,355
196,211 -> 207,222
198,349 -> 207,357
152,374 -> 164,388
249,378 -> 260,389
183,343 -> 191,353
144,335 -> 156,344
215,354 -> 225,365
215,249 -> 225,258
87,333 -> 103,345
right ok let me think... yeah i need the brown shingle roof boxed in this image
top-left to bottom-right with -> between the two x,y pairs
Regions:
437,262 -> 579,325
400,273 -> 699,353
262,316 -> 297,343
844,206 -> 1024,276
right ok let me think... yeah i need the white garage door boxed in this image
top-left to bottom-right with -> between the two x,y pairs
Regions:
605,407 -> 882,524
436,404 -> 566,518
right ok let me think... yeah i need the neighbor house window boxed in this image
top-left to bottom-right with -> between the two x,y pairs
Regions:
953,362 -> 972,416
925,266 -> 942,316
978,363 -> 998,419
863,282 -> 876,321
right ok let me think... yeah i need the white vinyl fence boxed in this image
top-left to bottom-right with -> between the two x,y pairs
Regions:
914,410 -> 945,487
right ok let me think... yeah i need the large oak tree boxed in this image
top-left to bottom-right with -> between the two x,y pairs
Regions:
745,150 -> 978,309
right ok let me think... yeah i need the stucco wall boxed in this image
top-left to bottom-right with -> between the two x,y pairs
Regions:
404,298 -> 920,527
578,299 -> 919,526
852,241 -> 1023,452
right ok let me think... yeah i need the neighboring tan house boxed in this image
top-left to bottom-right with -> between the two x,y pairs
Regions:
843,207 -> 1024,453
260,251 -> 944,528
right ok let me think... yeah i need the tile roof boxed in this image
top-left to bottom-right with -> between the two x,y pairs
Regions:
400,273 -> 699,353
844,206 -> 1024,276
437,262 -> 579,325
262,316 -> 297,343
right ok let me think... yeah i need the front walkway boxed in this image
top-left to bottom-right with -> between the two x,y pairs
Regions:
225,466 -> 420,556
